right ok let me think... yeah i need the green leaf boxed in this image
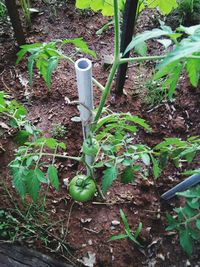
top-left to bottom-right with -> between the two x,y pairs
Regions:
157,39 -> 172,49
16,43 -> 41,64
62,38 -> 96,57
159,33 -> 200,69
154,138 -> 186,150
28,53 -> 37,87
178,25 -> 200,36
180,228 -> 193,255
186,57 -> 200,87
26,170 -> 40,202
45,138 -> 58,149
108,233 -> 128,241
46,57 -> 58,89
125,114 -> 152,132
47,165 -> 59,190
12,169 -> 26,199
183,168 -> 200,176
151,156 -> 160,179
141,154 -> 150,166
34,168 -> 47,183
121,166 -> 134,184
14,130 -> 30,145
147,0 -> 178,14
102,164 -> 118,193
124,28 -> 173,55
134,42 -> 147,56
120,209 -> 131,233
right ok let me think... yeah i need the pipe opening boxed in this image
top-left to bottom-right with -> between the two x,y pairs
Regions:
75,58 -> 92,71
78,60 -> 89,69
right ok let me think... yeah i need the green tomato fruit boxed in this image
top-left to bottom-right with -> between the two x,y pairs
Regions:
69,175 -> 96,202
83,138 -> 99,156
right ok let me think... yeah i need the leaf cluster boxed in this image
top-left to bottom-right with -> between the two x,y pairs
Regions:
166,185 -> 200,255
0,91 -> 39,142
10,137 -> 66,202
16,38 -> 96,89
93,113 -> 161,192
154,136 -> 200,169
126,24 -> 200,99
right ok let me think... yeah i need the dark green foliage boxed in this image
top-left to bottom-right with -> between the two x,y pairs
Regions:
166,185 -> 200,254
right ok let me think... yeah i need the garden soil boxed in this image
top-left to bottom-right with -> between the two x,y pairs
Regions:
0,1 -> 200,267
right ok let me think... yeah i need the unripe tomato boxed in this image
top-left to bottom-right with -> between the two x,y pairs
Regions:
83,138 -> 99,156
69,175 -> 96,202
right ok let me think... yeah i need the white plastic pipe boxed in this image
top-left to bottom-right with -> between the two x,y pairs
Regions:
75,58 -> 93,139
75,58 -> 94,169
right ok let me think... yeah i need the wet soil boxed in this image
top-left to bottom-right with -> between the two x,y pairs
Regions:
0,1 -> 200,267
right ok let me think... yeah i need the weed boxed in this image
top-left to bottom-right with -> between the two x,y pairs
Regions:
108,209 -> 142,246
145,79 -> 169,107
52,123 -> 67,138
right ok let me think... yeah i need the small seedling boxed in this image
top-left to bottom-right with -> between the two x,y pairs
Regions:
108,209 -> 142,247
52,123 -> 67,138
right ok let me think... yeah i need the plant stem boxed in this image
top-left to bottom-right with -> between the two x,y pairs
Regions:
26,152 -> 81,162
120,55 -> 166,64
120,55 -> 200,65
93,0 -> 120,126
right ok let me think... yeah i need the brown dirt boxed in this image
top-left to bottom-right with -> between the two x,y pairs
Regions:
0,1 -> 200,267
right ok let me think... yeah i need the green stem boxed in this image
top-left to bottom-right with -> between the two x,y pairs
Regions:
93,0 -> 120,126
120,55 -> 200,65
26,152 -> 81,162
120,55 -> 166,64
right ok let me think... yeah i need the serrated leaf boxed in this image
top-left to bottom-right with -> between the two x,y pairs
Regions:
151,156 -> 160,179
147,0 -> 178,14
186,58 -> 200,87
28,53 -> 37,87
125,114 -> 152,132
14,130 -> 30,145
178,25 -> 200,36
121,166 -> 134,184
46,57 -> 58,89
62,38 -> 96,57
157,39 -> 172,49
102,164 -> 118,193
141,154 -> 150,166
124,28 -> 173,55
26,170 -> 40,202
12,169 -> 26,199
45,138 -> 58,149
159,33 -> 200,69
134,41 -> 147,56
180,228 -> 193,255
47,165 -> 59,190
34,168 -> 47,183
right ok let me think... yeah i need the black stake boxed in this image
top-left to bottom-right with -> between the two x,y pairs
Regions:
5,0 -> 26,46
115,0 -> 139,95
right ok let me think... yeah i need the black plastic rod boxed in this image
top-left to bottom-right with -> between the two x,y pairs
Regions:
115,0 -> 139,95
161,173 -> 200,200
5,0 -> 26,46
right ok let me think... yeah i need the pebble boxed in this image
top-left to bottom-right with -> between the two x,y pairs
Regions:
186,260 -> 191,266
88,239 -> 93,245
111,220 -> 120,226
